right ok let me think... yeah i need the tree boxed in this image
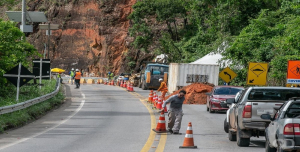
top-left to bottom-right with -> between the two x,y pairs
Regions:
0,20 -> 39,93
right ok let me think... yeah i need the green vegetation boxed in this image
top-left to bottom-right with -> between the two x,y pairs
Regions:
0,20 -> 40,96
129,0 -> 300,86
0,80 -> 64,132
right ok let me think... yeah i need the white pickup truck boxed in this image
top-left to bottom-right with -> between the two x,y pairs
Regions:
226,87 -> 300,147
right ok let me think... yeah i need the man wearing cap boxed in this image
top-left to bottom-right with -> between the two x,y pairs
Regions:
161,90 -> 186,134
69,68 -> 75,85
157,78 -> 168,100
74,69 -> 82,89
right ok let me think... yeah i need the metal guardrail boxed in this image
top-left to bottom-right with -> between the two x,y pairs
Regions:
0,78 -> 61,115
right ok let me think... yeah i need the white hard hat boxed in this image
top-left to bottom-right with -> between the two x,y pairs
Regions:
76,69 -> 79,71
159,78 -> 163,81
72,68 -> 74,70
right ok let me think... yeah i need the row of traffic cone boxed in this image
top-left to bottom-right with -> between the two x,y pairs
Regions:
147,90 -> 167,112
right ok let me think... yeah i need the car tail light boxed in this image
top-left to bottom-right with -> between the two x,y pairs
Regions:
242,105 -> 252,118
284,123 -> 300,135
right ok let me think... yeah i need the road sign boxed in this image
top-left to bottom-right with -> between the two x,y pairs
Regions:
3,63 -> 35,101
287,60 -> 300,84
33,59 -> 51,79
3,63 -> 35,87
247,62 -> 268,85
219,67 -> 237,83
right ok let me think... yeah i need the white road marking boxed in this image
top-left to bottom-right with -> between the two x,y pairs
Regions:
0,93 -> 86,150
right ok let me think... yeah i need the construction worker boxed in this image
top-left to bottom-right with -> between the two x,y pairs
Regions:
107,72 -> 114,81
74,69 -> 82,89
161,90 -> 186,134
69,68 -> 75,85
157,78 -> 168,100
58,72 -> 63,83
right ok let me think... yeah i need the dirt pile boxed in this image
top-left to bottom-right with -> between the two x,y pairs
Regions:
166,83 -> 214,104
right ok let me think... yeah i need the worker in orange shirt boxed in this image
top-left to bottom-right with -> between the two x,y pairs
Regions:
157,78 -> 168,100
74,69 -> 82,89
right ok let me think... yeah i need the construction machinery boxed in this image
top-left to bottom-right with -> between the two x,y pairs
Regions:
138,62 -> 169,90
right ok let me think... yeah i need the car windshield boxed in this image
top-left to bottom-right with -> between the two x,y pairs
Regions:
146,66 -> 168,75
214,87 -> 243,95
285,103 -> 300,118
248,89 -> 300,100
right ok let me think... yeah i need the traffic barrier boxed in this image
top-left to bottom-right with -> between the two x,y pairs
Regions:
148,91 -> 153,103
87,79 -> 95,84
179,122 -> 197,149
152,111 -> 167,133
80,78 -> 87,84
129,83 -> 134,92
163,100 -> 168,112
156,96 -> 162,109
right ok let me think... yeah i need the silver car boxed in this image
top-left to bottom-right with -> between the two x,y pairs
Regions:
263,98 -> 300,152
224,90 -> 244,133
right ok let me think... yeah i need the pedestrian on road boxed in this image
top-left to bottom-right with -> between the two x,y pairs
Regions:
157,78 -> 168,100
69,68 -> 75,85
161,90 -> 186,134
74,69 -> 82,89
58,72 -> 63,83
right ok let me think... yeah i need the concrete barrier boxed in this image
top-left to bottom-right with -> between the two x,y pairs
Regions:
87,79 -> 95,84
80,78 -> 87,84
97,79 -> 103,84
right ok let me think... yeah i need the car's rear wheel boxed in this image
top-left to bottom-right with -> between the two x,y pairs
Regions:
236,125 -> 250,147
142,81 -> 147,90
224,118 -> 229,133
265,138 -> 276,152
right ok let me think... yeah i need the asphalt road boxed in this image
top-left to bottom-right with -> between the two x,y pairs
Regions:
0,84 -> 265,152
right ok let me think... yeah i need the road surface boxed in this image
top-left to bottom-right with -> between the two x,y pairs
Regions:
0,84 -> 265,152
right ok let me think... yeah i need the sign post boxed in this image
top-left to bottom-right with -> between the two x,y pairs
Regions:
16,63 -> 21,101
219,67 -> 237,84
246,62 -> 268,86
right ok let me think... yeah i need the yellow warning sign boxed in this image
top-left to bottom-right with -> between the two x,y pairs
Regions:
219,67 -> 237,83
247,62 -> 268,85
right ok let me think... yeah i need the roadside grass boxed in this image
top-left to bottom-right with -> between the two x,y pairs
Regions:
0,79 -> 65,133
0,79 -> 57,106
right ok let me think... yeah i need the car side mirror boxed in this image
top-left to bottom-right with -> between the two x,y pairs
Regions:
226,98 -> 235,104
205,93 -> 211,96
261,114 -> 272,120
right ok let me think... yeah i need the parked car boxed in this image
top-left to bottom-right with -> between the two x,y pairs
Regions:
227,87 -> 300,147
206,86 -> 244,113
224,90 -> 244,133
262,98 -> 300,152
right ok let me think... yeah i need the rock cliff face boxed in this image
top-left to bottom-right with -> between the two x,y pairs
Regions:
20,0 -> 138,77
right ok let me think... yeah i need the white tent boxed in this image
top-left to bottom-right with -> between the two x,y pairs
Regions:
190,52 -> 223,65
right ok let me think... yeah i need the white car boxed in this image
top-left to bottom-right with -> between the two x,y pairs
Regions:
224,90 -> 244,133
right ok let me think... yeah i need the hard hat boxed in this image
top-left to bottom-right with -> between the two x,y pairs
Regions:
76,69 -> 79,71
159,78 -> 163,81
72,68 -> 74,70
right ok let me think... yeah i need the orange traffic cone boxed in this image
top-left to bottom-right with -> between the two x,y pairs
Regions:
152,92 -> 156,104
148,91 -> 153,103
163,100 -> 168,112
123,81 -> 127,88
179,122 -> 197,149
104,81 -> 107,85
130,83 -> 134,92
120,81 -> 123,87
112,80 -> 114,86
153,94 -> 158,108
152,111 -> 167,133
156,96 -> 162,109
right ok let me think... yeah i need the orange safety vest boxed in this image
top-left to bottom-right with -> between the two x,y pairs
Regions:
75,72 -> 82,80
158,82 -> 168,92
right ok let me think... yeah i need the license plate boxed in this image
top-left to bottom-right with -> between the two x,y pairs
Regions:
257,109 -> 274,115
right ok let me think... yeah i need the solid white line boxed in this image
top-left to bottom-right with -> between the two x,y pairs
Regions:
0,93 -> 86,150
